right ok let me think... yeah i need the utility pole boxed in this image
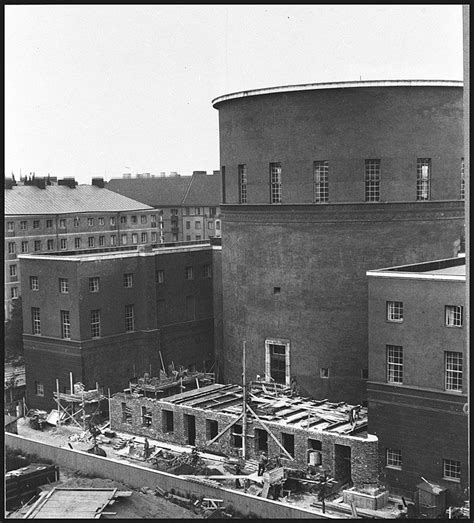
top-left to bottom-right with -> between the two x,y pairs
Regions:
242,341 -> 247,461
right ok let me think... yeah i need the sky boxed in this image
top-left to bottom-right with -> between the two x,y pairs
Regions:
5,5 -> 463,185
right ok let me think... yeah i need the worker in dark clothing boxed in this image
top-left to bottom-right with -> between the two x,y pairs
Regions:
258,451 -> 268,476
190,447 -> 199,466
144,437 -> 150,459
235,461 -> 242,488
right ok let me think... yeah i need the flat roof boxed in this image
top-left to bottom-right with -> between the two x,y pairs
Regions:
367,256 -> 466,281
212,79 -> 463,107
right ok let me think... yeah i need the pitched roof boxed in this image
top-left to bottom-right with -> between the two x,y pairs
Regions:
106,176 -> 192,207
5,185 -> 154,216
182,173 -> 221,206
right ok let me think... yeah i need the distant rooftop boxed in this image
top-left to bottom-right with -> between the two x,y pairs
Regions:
212,79 -> 463,107
5,184 -> 154,216
367,256 -> 466,281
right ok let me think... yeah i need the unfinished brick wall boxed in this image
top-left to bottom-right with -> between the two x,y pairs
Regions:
110,394 -> 380,487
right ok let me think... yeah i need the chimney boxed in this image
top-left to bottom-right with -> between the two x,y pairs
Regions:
92,177 -> 105,188
193,171 -> 207,176
5,178 -> 15,189
213,170 -> 220,176
58,177 -> 77,188
35,177 -> 46,189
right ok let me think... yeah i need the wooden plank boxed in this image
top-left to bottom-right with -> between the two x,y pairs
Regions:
164,383 -> 230,403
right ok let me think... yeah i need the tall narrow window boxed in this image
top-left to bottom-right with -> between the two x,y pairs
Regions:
445,352 -> 463,391
387,345 -> 403,384
238,164 -> 248,203
141,232 -> 147,243
8,242 -> 16,254
125,304 -> 135,332
185,266 -> 193,280
89,277 -> 100,292
121,234 -> 128,245
99,236 -> 105,246
90,310 -> 101,338
74,238 -> 81,249
131,233 -> 138,244
88,237 -> 95,248
313,161 -> 329,203
61,310 -> 71,339
123,273 -> 134,287
32,307 -> 41,335
7,221 -> 14,232
365,159 -> 381,202
445,305 -> 463,327
74,216 -> 80,227
59,278 -> 69,293
266,342 -> 289,385
30,276 -> 39,291
21,241 -> 29,253
270,162 -> 282,203
416,158 -> 431,201
35,241 -> 43,252
460,158 -> 465,200
35,381 -> 45,396
156,270 -> 164,284
47,239 -> 54,250
88,217 -> 94,226
60,238 -> 67,249
386,301 -> 403,322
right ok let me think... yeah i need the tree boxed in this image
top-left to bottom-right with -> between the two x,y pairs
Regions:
5,297 -> 24,362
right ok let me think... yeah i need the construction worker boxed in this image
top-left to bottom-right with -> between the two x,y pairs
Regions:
258,451 -> 268,476
190,447 -> 199,466
235,461 -> 242,488
144,437 -> 150,459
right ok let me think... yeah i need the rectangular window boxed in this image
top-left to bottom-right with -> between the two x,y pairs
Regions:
60,238 -> 67,249
320,367 -> 329,378
238,164 -> 248,203
73,237 -> 80,249
125,304 -> 135,332
7,221 -> 14,232
35,381 -> 44,397
88,237 -> 95,247
156,270 -> 164,284
460,158 -> 465,200
59,218 -> 66,228
20,221 -> 27,230
34,240 -> 41,252
121,402 -> 132,424
151,214 -> 157,225
387,301 -> 403,322
208,221 -> 214,230
87,217 -> 94,226
141,405 -> 152,427
210,207 -> 216,217
361,368 -> 369,380
110,216 -> 116,226
186,235 -> 191,241
270,162 -> 282,203
141,232 -> 147,243
74,216 -> 80,227
365,159 -> 381,202
32,307 -> 41,335
11,287 -> 19,299
171,209 -> 178,216
206,419 -> 218,439
270,344 -> 287,384
196,234 -> 201,240
131,233 -> 138,244
195,207 -> 201,215
98,217 -> 104,226
281,433 -> 295,458
387,345 -> 403,384
123,273 -> 133,287
89,277 -> 100,292
99,235 -> 105,246
185,266 -> 193,280
416,158 -> 431,201
445,352 -> 463,391
131,215 -> 137,224
195,221 -> 201,230
59,278 -> 69,293
30,276 -> 39,291
47,239 -> 54,250
150,232 -> 157,242
231,424 -> 242,447
33,220 -> 40,229
121,234 -> 127,245
10,264 -> 17,276
162,410 -> 174,433
61,310 -> 71,339
111,234 -> 117,246
141,215 -> 147,224
120,216 -> 127,224
386,448 -> 402,469
443,459 -> 461,481
445,305 -> 463,327
21,241 -> 29,253
203,264 -> 212,278
46,219 -> 53,228
216,220 -> 221,230
186,221 -> 191,230
313,161 -> 329,203
8,242 -> 16,254
90,310 -> 101,338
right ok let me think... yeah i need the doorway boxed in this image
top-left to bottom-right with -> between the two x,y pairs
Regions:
334,444 -> 351,482
184,414 -> 196,445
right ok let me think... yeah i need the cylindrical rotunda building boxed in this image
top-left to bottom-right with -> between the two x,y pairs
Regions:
212,80 -> 464,403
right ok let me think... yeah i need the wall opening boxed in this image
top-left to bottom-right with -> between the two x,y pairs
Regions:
121,402 -> 132,424
184,414 -> 196,445
231,424 -> 242,448
141,406 -> 152,427
162,410 -> 174,433
281,432 -> 295,458
206,419 -> 218,440
334,444 -> 351,482
308,439 -> 322,465
255,428 -> 268,452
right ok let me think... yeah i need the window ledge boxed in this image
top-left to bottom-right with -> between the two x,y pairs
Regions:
442,477 -> 461,483
385,466 -> 402,471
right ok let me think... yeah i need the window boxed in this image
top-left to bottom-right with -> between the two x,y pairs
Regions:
171,209 -> 178,216
111,234 -> 117,246
87,217 -> 94,226
151,232 -> 157,242
416,158 -> 431,201
11,287 -> 19,299
387,301 -> 403,322
59,278 -> 69,293
151,214 -> 157,225
125,304 -> 135,332
196,235 -> 201,240
185,295 -> 195,321
61,310 -> 71,339
361,368 -> 369,380
267,342 -> 288,384
46,219 -> 53,228
32,307 -> 41,335
33,220 -> 40,229
89,277 -> 100,292
387,345 -> 403,384
122,402 -> 132,424
195,207 -> 201,215
238,164 -> 248,203
20,221 -> 28,230
320,368 -> 329,378
131,215 -> 137,224
141,215 -> 147,224
274,286 -> 281,295
445,305 -> 463,327
59,218 -> 66,228
131,233 -> 138,244
443,459 -> 461,481
110,216 -> 116,226
186,235 -> 191,241
445,352 -> 463,391
7,221 -> 14,232
282,433 -> 295,458
386,448 -> 402,469
186,221 -> 191,230
231,424 -> 242,447
162,410 -> 174,433
8,242 -> 16,254
88,237 -> 95,247
60,238 -> 67,249
21,241 -> 29,253
121,234 -> 127,245
120,215 -> 127,224
10,264 -> 17,277
156,270 -> 164,284
141,232 -> 147,243
74,216 -> 80,227
203,264 -> 212,278
460,158 -> 465,200
98,217 -> 104,225
206,419 -> 218,439
30,276 -> 39,291
47,239 -> 54,250
90,310 -> 101,338
34,240 -> 41,252
123,273 -> 134,287
270,162 -> 282,203
35,381 -> 44,397
313,161 -> 329,203
99,235 -> 105,246
195,221 -> 201,230
208,221 -> 214,230
216,221 -> 220,230
210,207 -> 216,217
185,266 -> 193,280
365,159 -> 381,202
141,405 -> 152,427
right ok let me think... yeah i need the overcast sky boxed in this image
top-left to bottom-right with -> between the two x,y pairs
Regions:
5,5 -> 463,184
